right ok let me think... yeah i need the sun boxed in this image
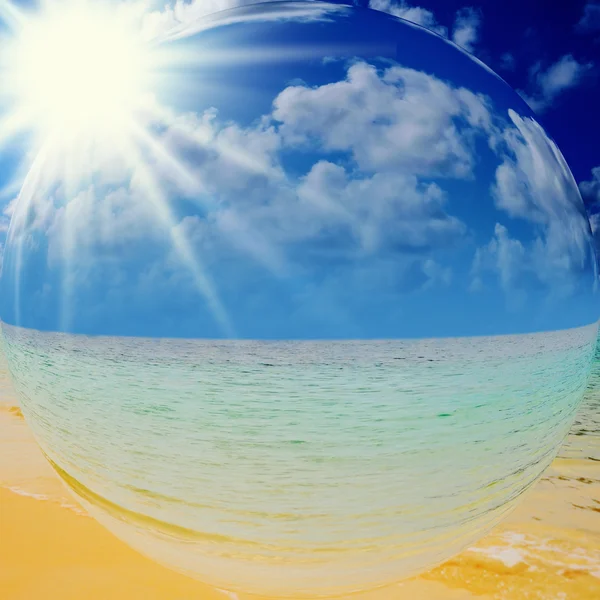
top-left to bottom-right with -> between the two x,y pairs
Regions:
2,1 -> 152,147
0,0 -> 238,336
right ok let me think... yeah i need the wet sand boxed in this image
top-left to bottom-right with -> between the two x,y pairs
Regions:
1,404 -> 599,599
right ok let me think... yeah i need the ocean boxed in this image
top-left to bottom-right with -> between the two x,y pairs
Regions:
0,322 -> 598,596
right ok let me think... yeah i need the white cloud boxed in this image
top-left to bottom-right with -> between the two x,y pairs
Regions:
492,110 -> 587,228
163,152 -> 467,273
272,61 -> 494,178
472,219 -> 591,304
133,0 -> 341,42
3,197 -> 17,217
520,54 -> 593,113
46,184 -> 169,269
368,1 -> 484,55
535,55 -> 592,98
155,106 -> 285,200
471,223 -> 529,307
295,160 -> 466,255
0,196 -> 16,233
133,0 -> 274,41
580,166 -> 600,207
588,213 -> 600,270
172,158 -> 467,288
577,2 -> 600,34
589,212 -> 600,250
472,109 -> 594,299
451,7 -> 481,53
368,0 -> 447,37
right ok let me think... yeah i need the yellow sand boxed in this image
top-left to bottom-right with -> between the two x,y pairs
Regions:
1,406 -> 600,599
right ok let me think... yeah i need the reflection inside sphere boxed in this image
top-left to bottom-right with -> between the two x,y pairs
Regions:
0,2 -> 598,597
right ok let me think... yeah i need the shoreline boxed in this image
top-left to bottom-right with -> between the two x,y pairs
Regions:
1,407 -> 600,599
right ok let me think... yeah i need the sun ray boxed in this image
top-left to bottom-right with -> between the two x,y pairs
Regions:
130,104 -> 290,277
57,137 -> 89,334
177,121 -> 281,181
145,100 -> 282,181
0,106 -> 33,152
118,136 -> 236,338
0,0 -> 28,32
129,121 -> 206,197
160,42 -> 394,71
7,142 -> 52,327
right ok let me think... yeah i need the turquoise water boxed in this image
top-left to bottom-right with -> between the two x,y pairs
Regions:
1,323 -> 598,596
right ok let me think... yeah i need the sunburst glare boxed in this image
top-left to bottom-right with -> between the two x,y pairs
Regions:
1,0 -> 155,151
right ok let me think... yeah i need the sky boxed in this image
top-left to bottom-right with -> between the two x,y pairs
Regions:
0,0 -> 598,340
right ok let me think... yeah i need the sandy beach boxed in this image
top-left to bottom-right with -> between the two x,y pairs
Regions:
1,400 -> 600,600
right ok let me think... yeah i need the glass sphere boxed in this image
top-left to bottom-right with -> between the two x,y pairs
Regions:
1,2 -> 598,597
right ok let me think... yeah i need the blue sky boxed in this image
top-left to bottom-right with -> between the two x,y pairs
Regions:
0,0 -> 598,339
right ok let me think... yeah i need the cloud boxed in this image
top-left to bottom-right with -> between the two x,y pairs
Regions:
520,54 -> 593,113
590,213 -> 600,239
134,0 -> 276,41
157,107 -> 285,198
134,0 -> 343,42
368,0 -> 447,36
2,196 -> 17,217
46,185 -> 169,268
451,7 -> 481,53
470,223 -> 531,308
472,109 -> 595,300
471,220 -> 591,307
368,3 -> 486,56
294,160 -> 466,256
0,196 -> 16,233
499,53 -> 515,71
492,110 -> 588,228
272,61 -> 494,178
589,213 -> 600,260
580,166 -> 600,207
174,158 -> 466,291
576,2 -> 600,34
138,0 -> 248,40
